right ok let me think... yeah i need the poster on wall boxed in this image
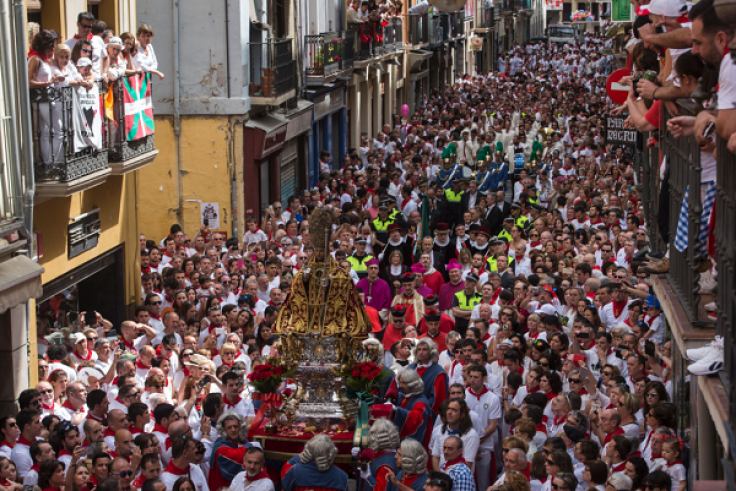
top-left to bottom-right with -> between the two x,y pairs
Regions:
611,0 -> 632,21
201,202 -> 221,229
546,0 -> 563,11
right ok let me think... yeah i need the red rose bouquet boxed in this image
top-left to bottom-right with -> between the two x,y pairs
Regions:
247,361 -> 296,394
344,361 -> 392,394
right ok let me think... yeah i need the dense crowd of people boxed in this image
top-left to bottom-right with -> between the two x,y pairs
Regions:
18,1 -> 736,491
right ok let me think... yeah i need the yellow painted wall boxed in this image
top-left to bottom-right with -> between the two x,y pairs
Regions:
33,174 -> 140,306
138,115 -> 244,242
97,0 -> 120,33
40,0 -> 66,37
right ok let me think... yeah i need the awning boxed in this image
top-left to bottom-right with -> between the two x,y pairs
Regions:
245,113 -> 289,159
0,255 -> 45,314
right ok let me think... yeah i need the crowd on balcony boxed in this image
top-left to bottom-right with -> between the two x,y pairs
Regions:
347,0 -> 404,24
28,12 -> 163,166
6,14 -> 703,491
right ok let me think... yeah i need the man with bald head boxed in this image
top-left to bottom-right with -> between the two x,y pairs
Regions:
114,429 -> 136,461
104,409 -> 128,450
82,419 -> 104,446
110,457 -> 134,491
161,420 -> 192,466
56,382 -> 88,423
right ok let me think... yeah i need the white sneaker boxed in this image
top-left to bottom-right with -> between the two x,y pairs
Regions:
686,336 -> 723,361
687,345 -> 724,375
699,270 -> 717,294
705,301 -> 717,312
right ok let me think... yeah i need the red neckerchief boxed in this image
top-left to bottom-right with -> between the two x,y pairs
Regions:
163,461 -> 190,476
74,33 -> 93,40
129,426 -> 144,435
208,323 -> 221,334
103,428 -> 116,439
61,400 -> 81,413
645,314 -> 660,326
74,348 -> 92,361
245,468 -> 270,483
42,402 -> 55,411
651,453 -> 663,460
136,359 -> 151,370
182,367 -> 191,377
546,391 -> 558,401
468,386 -> 489,400
30,463 -> 40,472
578,388 -> 588,395
624,318 -> 632,326
0,440 -> 14,449
16,434 -> 31,447
481,333 -> 492,343
28,49 -> 49,61
235,350 -> 243,358
604,427 -> 625,444
535,423 -> 547,433
121,338 -> 137,353
150,313 -> 161,321
491,287 -> 502,303
553,414 -> 566,425
611,461 -> 626,473
521,462 -> 531,481
528,386 -> 540,393
153,423 -> 169,435
58,449 -> 73,458
515,366 -> 525,377
442,456 -> 465,470
223,395 -> 242,408
141,266 -> 151,274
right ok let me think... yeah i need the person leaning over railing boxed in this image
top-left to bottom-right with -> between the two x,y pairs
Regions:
106,37 -> 140,81
133,24 -> 165,81
28,34 -> 85,165
70,39 -> 96,87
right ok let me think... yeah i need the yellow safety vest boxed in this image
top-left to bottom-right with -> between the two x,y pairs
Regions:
347,254 -> 374,273
389,209 -> 401,220
515,215 -> 530,229
486,255 -> 515,272
498,229 -> 513,243
446,189 -> 465,202
373,216 -> 393,231
454,290 -> 483,311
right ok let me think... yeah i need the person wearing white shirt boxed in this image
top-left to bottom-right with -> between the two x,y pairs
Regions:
229,447 -> 275,491
430,399 -> 479,471
11,409 -> 43,478
465,366 -> 502,491
161,436 -> 210,491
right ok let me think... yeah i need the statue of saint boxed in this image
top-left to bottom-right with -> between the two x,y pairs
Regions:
273,207 -> 371,339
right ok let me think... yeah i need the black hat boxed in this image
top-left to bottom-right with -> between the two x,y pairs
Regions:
563,425 -> 585,443
390,305 -> 407,317
424,293 -> 439,306
465,273 -> 479,283
400,272 -> 416,283
424,309 -> 441,322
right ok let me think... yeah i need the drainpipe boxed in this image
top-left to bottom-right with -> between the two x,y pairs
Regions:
173,0 -> 184,223
0,0 -> 22,226
2,0 -> 35,238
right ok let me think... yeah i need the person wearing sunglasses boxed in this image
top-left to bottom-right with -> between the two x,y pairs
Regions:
64,11 -> 95,50
545,451 -> 574,490
110,456 -> 135,491
552,472 -> 580,491
0,417 -> 19,459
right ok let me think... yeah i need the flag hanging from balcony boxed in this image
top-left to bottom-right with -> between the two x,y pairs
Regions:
72,82 -> 103,152
123,73 -> 154,141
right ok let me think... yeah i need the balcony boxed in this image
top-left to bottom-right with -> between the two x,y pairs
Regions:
108,75 -> 159,176
249,38 -> 296,106
407,13 -> 429,47
347,19 -> 404,68
30,81 -> 111,199
305,32 -> 341,87
340,29 -> 356,71
439,13 -> 452,41
474,6 -> 495,32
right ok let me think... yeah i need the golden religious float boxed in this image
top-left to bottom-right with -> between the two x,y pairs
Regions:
250,207 -> 385,462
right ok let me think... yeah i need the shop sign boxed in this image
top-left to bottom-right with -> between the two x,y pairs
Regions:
68,210 -> 101,258
604,115 -> 637,146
